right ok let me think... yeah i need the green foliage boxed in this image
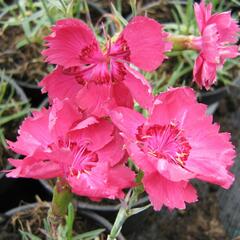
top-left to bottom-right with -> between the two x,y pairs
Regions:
0,71 -> 29,150
20,231 -> 42,240
0,0 -> 90,47
72,229 -> 105,240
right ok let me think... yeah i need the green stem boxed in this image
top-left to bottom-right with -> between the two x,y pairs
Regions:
40,0 -> 54,24
107,190 -> 140,240
48,178 -> 72,238
107,207 -> 128,240
167,34 -> 197,51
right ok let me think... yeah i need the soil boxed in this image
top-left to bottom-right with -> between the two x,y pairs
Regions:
127,185 -> 228,240
214,84 -> 240,148
0,201 -> 107,240
0,27 -> 48,87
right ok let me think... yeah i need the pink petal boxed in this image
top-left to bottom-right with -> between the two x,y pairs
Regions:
143,173 -> 197,211
7,157 -> 62,179
49,98 -> 82,139
112,81 -> 134,109
69,162 -> 133,200
70,117 -> 99,131
149,87 -> 196,125
80,62 -> 111,84
208,11 -> 240,43
150,87 -> 212,139
68,162 -> 110,199
126,141 -> 156,173
186,131 -> 235,189
39,66 -> 82,102
193,54 -> 217,90
76,82 -> 114,117
97,130 -> 126,166
201,24 -> 219,63
69,118 -> 114,152
119,16 -> 171,71
194,1 -> 213,33
110,107 -> 145,138
219,46 -> 239,64
123,65 -> 154,109
42,18 -> 102,67
107,164 -> 135,191
157,159 -> 195,182
8,108 -> 52,156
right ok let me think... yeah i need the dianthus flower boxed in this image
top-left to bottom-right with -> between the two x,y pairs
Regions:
110,87 -> 235,210
192,0 -> 239,89
7,98 -> 135,200
40,17 -> 172,116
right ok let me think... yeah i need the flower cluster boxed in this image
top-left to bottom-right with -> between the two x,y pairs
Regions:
7,1 -> 238,211
192,1 -> 239,89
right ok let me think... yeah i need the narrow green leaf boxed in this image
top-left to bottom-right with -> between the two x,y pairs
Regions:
129,204 -> 151,216
19,230 -> 42,240
72,229 -> 105,240
66,203 -> 75,240
0,107 -> 29,126
111,3 -> 128,26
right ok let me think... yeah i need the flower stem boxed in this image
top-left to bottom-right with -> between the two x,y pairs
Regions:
167,34 -> 197,51
48,178 -> 72,238
107,187 -> 145,240
107,206 -> 129,240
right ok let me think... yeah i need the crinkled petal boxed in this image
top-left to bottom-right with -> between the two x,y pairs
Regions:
119,16 -> 171,71
69,118 -> 114,152
149,87 -> 196,126
186,131 -> 235,189
208,11 -> 240,43
39,66 -> 82,102
8,108 -> 52,156
194,1 -> 213,33
201,24 -> 219,63
143,173 -> 197,211
157,159 -> 195,182
110,107 -> 145,138
68,162 -> 110,199
71,117 -> 99,131
7,157 -> 62,179
219,46 -> 239,64
193,54 -> 217,90
69,162 -> 133,200
112,81 -> 134,109
76,82 -> 114,117
97,130 -> 126,166
42,18 -> 102,67
126,141 -> 156,173
49,98 -> 82,139
123,65 -> 154,109
107,164 -> 135,191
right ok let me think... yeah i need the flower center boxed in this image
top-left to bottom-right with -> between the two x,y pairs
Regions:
62,36 -> 130,85
70,144 -> 98,178
136,123 -> 191,166
108,36 -> 130,61
57,139 -> 98,178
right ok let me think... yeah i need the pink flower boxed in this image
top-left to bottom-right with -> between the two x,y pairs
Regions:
7,98 -> 135,200
192,1 -> 239,89
40,17 -> 172,116
110,87 -> 235,210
